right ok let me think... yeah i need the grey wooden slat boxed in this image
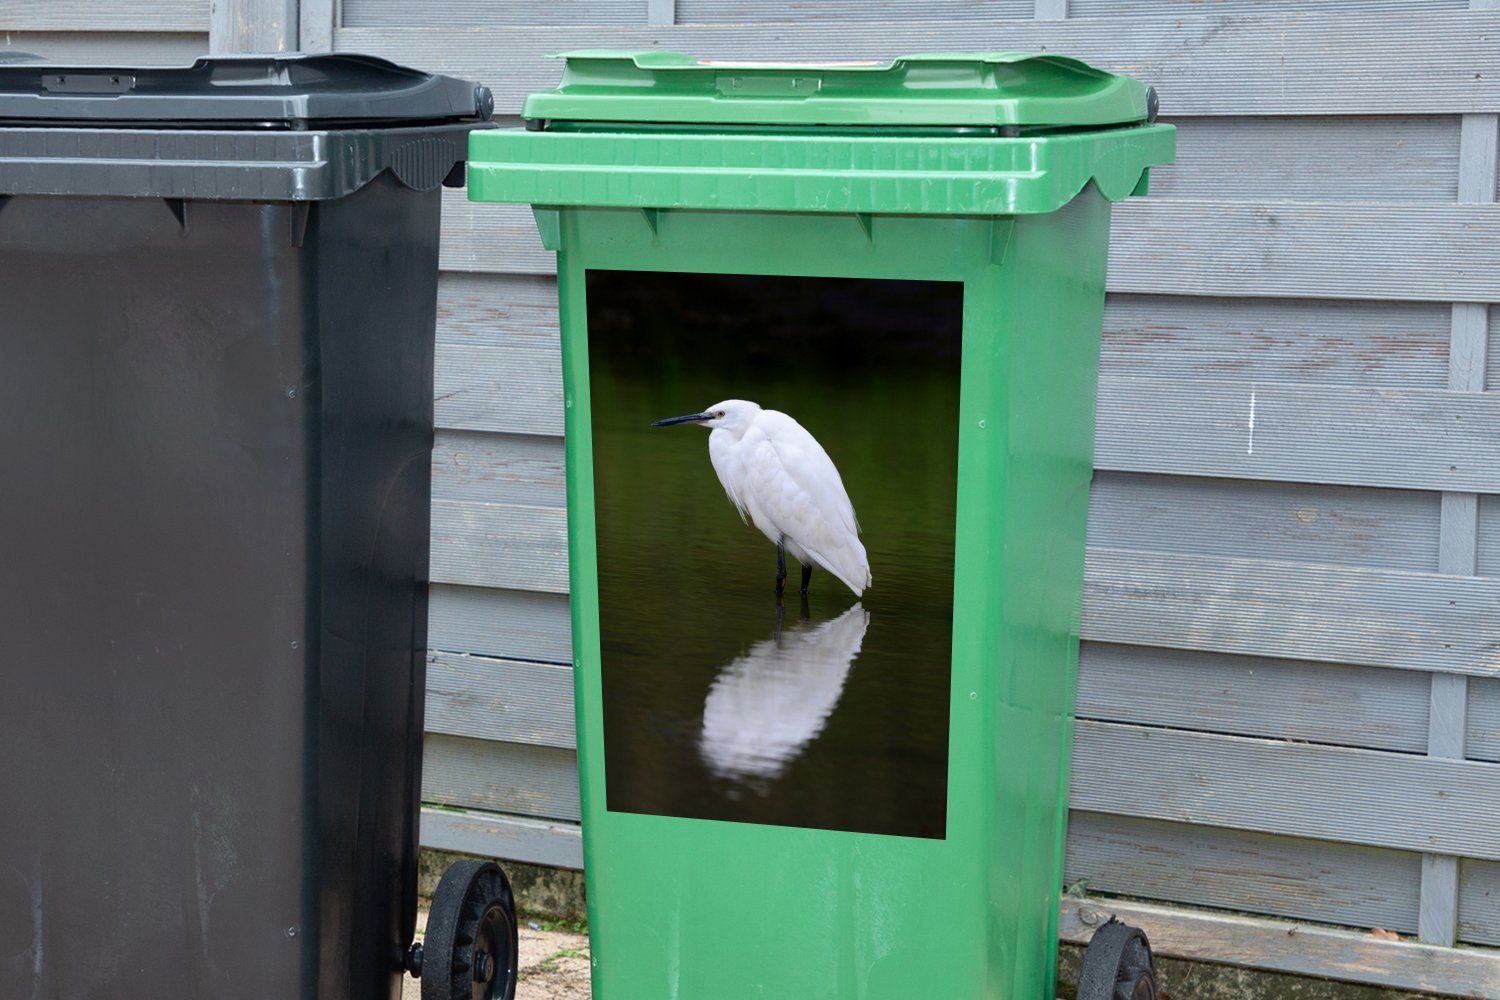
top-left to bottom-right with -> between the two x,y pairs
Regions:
438,194 -> 1500,305
210,0 -> 297,52
429,440 -> 1445,571
1093,376 -> 1500,493
679,0 -> 1031,21
430,497 -> 569,593
334,13 -> 1500,117
420,807 -> 583,870
298,0 -> 335,53
1035,0 -> 1068,18
1480,495 -> 1500,577
1059,897 -> 1500,998
1070,720 -> 1500,861
439,193 -> 551,276
648,0 -> 677,26
1459,859 -> 1500,946
1077,643 -> 1429,753
437,271 -> 559,349
422,733 -> 581,822
1071,0 -> 1465,13
426,652 -> 575,748
1421,98 -> 1496,947
1088,471 -> 1440,572
434,271 -> 562,435
436,342 -> 562,436
1468,677 -> 1500,762
341,0 -> 644,26
1065,811 -> 1422,934
428,517 -> 1500,677
434,430 -> 566,508
1107,199 -> 1500,304
1,1 -> 208,31
429,583 -> 573,664
1151,116 -> 1461,202
0,32 -> 207,65
1489,311 -> 1500,391
1083,547 -> 1500,678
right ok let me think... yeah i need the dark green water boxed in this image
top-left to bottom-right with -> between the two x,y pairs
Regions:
588,271 -> 961,839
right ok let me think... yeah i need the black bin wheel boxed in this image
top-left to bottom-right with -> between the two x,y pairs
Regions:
1078,917 -> 1158,1000
421,859 -> 518,1000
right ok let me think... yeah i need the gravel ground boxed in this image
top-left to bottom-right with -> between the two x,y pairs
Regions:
401,907 -> 592,1000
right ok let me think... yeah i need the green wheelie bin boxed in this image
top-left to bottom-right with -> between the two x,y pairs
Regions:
467,52 -> 1174,999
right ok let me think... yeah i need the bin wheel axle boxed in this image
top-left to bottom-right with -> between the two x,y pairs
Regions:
421,860 -> 518,1000
1078,917 -> 1159,1000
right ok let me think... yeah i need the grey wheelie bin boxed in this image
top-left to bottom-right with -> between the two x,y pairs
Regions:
0,54 -> 517,1000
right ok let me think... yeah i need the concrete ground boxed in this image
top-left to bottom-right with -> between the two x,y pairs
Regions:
401,906 -> 592,1000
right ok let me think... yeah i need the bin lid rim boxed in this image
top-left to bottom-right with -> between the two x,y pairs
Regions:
0,52 -> 492,128
525,50 -> 1150,129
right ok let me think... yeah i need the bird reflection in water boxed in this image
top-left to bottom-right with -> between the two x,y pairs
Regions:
698,603 -> 869,791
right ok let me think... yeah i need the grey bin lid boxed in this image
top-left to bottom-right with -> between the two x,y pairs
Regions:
0,53 -> 495,201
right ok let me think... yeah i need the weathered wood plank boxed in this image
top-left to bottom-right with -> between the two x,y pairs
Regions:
1468,677 -> 1500,763
438,194 -> 551,276
1059,896 -> 1500,998
1066,811 -> 1422,934
433,279 -> 1458,389
1094,376 -> 1500,493
427,506 -> 1500,677
298,0 -> 335,53
1,1 -> 208,32
1459,859 -> 1500,947
1071,0 -> 1464,13
1102,294 -> 1452,388
428,441 -> 1446,571
1108,199 -> 1500,304
1070,720 -> 1500,860
436,342 -> 562,437
1088,472 -> 1440,572
210,0 -> 298,52
420,807 -> 583,870
1077,643 -> 1429,753
426,652 -> 575,748
423,733 -> 581,822
0,32 -> 207,65
430,498 -> 569,593
1082,547 -> 1500,678
341,0 -> 644,26
439,194 -> 1500,304
434,430 -> 566,508
678,0 -> 1031,21
335,12 -> 1500,117
1480,495 -> 1500,577
1151,115 -> 1461,202
429,583 -> 573,664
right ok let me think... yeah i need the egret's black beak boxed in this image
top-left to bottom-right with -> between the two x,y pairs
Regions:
650,412 -> 712,427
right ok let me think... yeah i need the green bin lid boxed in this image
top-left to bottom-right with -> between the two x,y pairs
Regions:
471,50 -> 1174,217
523,51 -> 1154,129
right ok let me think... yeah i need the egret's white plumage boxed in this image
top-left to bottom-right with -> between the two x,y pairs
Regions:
699,604 -> 869,782
654,399 -> 871,597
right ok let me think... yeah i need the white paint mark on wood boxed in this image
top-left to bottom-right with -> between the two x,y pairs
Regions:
1246,388 -> 1257,456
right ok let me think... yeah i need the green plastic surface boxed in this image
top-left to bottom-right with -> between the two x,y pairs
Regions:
469,51 -> 1173,999
523,51 -> 1152,129
469,122 -> 1173,216
552,202 -> 1109,999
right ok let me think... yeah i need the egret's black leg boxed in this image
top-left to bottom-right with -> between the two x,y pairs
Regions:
774,599 -> 786,637
776,542 -> 787,597
799,563 -> 812,597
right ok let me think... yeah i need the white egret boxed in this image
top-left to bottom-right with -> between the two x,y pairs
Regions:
699,604 -> 869,783
651,399 -> 872,598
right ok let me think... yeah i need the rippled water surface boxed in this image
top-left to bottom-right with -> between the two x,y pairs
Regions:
588,271 -> 961,838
